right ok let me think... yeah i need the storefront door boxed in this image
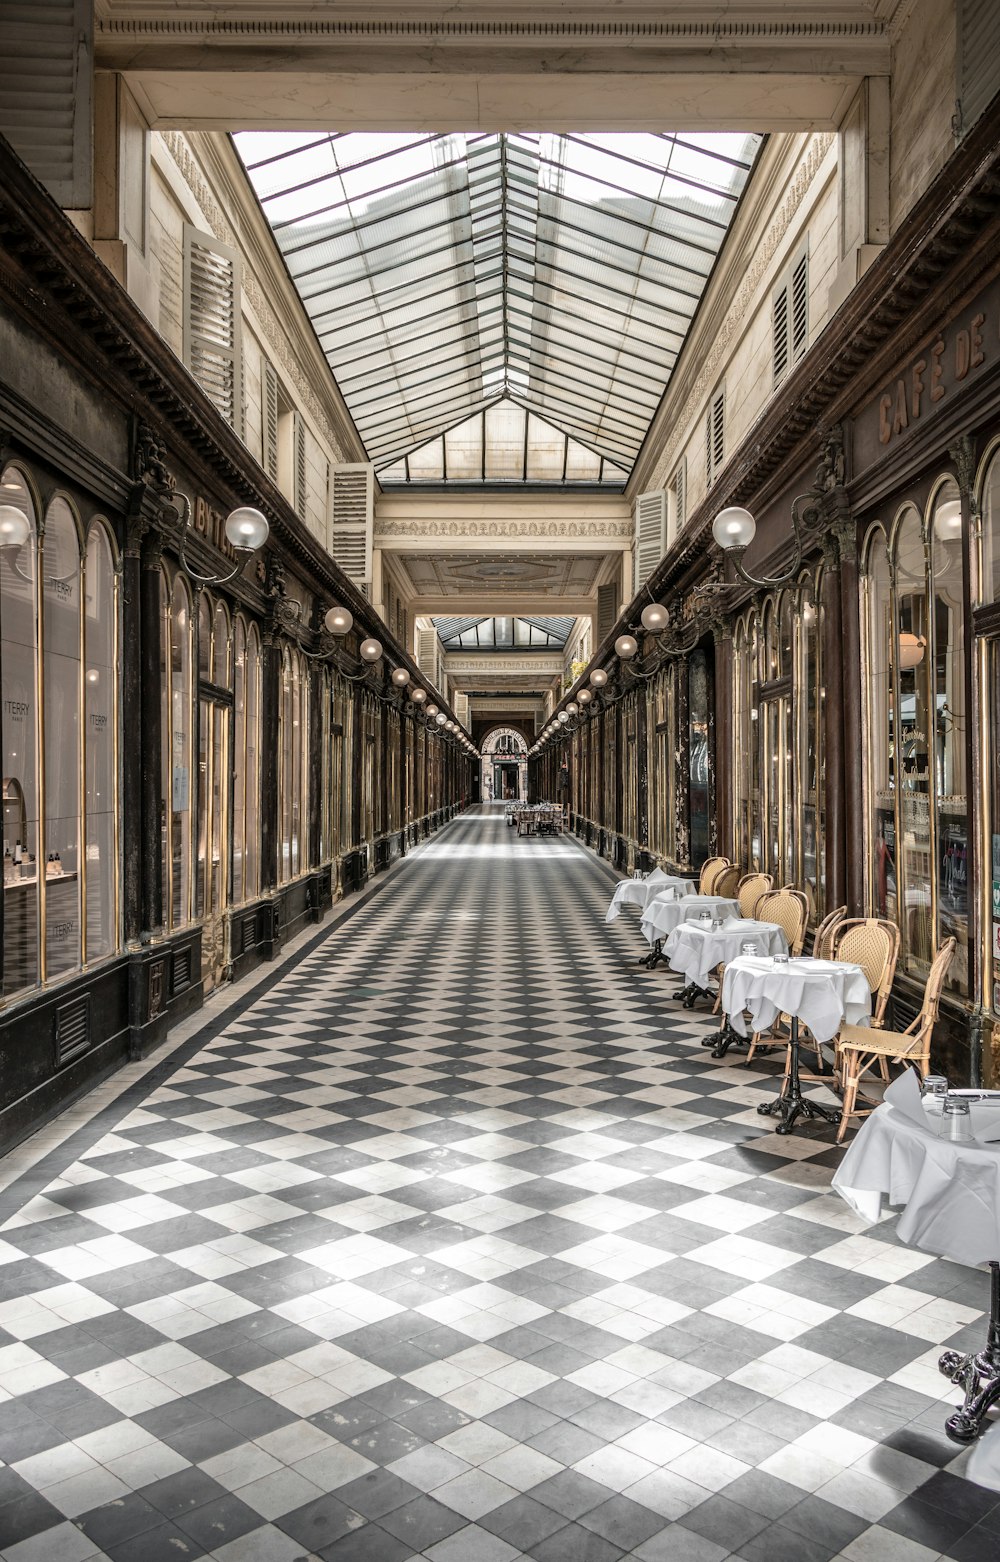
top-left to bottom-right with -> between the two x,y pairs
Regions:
197,694 -> 232,991
987,639 -> 1000,1020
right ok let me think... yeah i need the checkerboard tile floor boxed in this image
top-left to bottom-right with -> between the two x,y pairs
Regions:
0,807 -> 996,1561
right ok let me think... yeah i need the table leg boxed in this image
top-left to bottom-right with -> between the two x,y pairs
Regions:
939,1262 -> 1000,1443
756,1016 -> 840,1135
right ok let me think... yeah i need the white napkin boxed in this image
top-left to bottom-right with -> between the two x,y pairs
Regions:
883,1068 -> 928,1127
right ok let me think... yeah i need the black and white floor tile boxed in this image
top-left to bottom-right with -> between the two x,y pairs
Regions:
0,807 -> 996,1561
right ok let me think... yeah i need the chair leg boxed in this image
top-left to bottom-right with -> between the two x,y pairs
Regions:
745,1032 -> 761,1066
878,1056 -> 890,1083
837,1053 -> 860,1143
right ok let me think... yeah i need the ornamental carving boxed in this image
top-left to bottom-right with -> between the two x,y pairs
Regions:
374,519 -> 632,539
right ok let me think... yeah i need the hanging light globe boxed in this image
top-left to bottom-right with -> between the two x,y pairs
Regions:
590,667 -> 608,687
712,506 -> 756,550
0,505 -> 31,550
640,603 -> 669,633
391,666 -> 410,687
324,605 -> 353,636
224,506 -> 269,552
615,635 -> 639,661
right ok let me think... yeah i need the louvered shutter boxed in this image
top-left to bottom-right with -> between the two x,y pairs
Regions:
454,692 -> 469,729
417,628 -> 438,685
958,0 -> 1000,134
262,361 -> 279,481
0,0 -> 92,208
597,582 -> 617,645
791,252 -> 808,360
634,490 -> 666,593
183,225 -> 244,436
294,413 -> 307,521
772,285 -> 789,386
330,463 -> 374,596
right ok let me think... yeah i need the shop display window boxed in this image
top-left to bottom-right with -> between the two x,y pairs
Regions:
1,467 -> 40,996
863,485 -> 968,996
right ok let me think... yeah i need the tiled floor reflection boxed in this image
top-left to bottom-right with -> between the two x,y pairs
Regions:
0,808 -> 995,1560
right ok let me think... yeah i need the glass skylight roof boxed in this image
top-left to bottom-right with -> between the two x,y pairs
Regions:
434,616 -> 576,650
234,130 -> 761,484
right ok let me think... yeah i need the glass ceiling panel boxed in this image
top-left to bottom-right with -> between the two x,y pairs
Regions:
234,129 -> 761,485
435,616 -> 577,651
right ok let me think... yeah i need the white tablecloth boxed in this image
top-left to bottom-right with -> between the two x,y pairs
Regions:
662,917 -> 789,989
833,1093 -> 1000,1267
605,871 -> 694,924
721,955 -> 871,1043
641,893 -> 740,946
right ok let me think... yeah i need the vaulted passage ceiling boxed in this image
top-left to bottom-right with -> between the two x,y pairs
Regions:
234,129 -> 761,486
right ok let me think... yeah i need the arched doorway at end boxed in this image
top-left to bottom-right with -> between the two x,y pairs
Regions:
480,727 -> 528,803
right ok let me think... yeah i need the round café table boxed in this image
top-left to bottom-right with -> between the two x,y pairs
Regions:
721,954 -> 870,1135
605,871 -> 694,925
659,917 -> 789,1050
834,1088 -> 1000,1443
639,893 -> 740,971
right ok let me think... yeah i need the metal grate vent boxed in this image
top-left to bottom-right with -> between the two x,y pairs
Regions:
241,916 -> 256,954
172,946 -> 192,994
55,995 -> 90,1068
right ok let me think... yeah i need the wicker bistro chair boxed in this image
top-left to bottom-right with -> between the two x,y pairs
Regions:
835,937 -> 956,1142
698,856 -> 731,895
813,905 -> 848,961
712,864 -> 742,900
742,889 -> 810,1066
832,918 -> 901,1030
737,872 -> 774,920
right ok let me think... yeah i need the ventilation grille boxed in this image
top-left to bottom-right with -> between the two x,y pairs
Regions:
263,360 -> 279,481
241,915 -> 256,955
0,0 -> 91,208
773,250 -> 809,386
705,388 -> 725,485
55,994 -> 90,1068
294,412 -> 307,521
672,462 -> 687,530
183,225 -> 243,434
171,945 -> 192,994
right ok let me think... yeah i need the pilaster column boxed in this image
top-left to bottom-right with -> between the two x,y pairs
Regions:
711,618 -> 734,860
135,520 -> 164,941
833,515 -> 864,914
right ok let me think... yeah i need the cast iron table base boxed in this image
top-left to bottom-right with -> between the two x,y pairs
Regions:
709,1019 -> 747,1058
638,939 -> 665,970
939,1261 -> 1000,1443
755,1014 -> 839,1136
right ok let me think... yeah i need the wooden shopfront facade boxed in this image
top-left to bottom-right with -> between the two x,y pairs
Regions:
0,137 -> 474,1149
532,99 -> 1000,1086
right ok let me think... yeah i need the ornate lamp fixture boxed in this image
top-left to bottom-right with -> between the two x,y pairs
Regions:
168,493 -> 270,586
712,425 -> 849,589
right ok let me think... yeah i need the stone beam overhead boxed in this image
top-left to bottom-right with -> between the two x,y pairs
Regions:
94,3 -> 902,130
375,493 -> 632,554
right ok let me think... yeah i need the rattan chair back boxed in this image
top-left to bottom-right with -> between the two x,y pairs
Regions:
698,856 -> 731,894
757,888 -> 809,956
713,865 -> 742,899
832,917 -> 901,1026
813,905 -> 847,961
737,872 -> 774,919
